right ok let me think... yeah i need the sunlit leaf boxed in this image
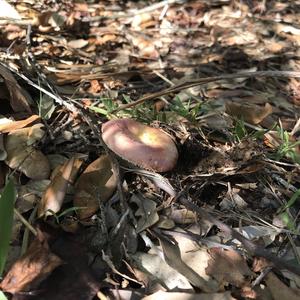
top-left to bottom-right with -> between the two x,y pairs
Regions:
0,291 -> 8,300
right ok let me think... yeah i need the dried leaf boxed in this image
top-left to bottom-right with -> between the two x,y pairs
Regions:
206,248 -> 252,288
0,233 -> 62,294
265,272 -> 300,300
0,65 -> 32,113
38,157 -> 78,217
38,95 -> 56,120
130,35 -> 159,59
131,252 -> 193,290
225,101 -> 272,124
74,155 -> 117,219
170,208 -> 197,224
4,124 -> 50,179
0,115 -> 41,133
17,179 -> 50,213
158,233 -> 218,292
5,123 -> 45,146
130,194 -> 159,232
5,147 -> 50,180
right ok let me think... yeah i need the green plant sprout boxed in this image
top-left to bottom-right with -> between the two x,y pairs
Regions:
169,96 -> 201,123
273,125 -> 300,164
88,98 -> 118,116
46,206 -> 87,224
233,119 -> 248,142
277,187 -> 300,233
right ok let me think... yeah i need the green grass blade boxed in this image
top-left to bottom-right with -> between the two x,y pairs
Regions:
0,180 -> 16,276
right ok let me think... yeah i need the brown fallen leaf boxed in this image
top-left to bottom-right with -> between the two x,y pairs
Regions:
38,157 -> 80,217
0,64 -> 32,113
5,145 -> 50,180
130,35 -> 160,59
205,248 -> 253,288
73,155 -> 117,219
19,149 -> 51,180
225,101 -> 272,125
265,271 -> 300,300
0,230 -> 62,294
5,124 -> 50,179
0,114 -> 41,133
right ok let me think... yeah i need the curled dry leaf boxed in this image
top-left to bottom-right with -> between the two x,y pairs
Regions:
50,156 -> 83,183
4,124 -> 50,179
225,101 -> 272,124
38,157 -> 81,218
73,155 -> 117,220
0,65 -> 32,113
0,115 -> 41,133
0,233 -> 62,294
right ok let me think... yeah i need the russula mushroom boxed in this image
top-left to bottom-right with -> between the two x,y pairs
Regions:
101,118 -> 178,172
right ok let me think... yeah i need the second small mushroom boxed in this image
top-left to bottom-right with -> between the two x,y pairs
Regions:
101,118 -> 178,172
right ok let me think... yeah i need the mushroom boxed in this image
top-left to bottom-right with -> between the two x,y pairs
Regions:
101,118 -> 178,172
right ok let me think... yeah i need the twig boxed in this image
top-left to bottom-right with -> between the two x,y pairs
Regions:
87,0 -> 186,22
112,70 -> 300,112
21,206 -> 38,255
14,208 -> 37,236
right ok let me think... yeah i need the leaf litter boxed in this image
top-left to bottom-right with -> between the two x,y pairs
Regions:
1,0 -> 300,299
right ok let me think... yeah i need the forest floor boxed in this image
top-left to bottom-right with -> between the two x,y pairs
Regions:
1,0 -> 300,299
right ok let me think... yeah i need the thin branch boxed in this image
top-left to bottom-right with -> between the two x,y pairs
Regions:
112,70 -> 300,112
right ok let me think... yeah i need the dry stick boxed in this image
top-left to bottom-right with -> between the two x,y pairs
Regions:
112,70 -> 300,112
179,196 -> 300,276
88,0 -> 185,21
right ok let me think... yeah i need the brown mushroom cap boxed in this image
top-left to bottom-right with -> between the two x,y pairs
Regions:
101,118 -> 178,172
